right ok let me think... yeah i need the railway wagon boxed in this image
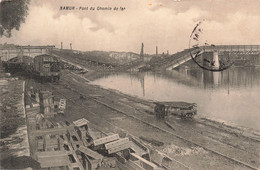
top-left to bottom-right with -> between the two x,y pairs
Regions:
33,54 -> 60,81
154,101 -> 197,119
2,56 -> 34,74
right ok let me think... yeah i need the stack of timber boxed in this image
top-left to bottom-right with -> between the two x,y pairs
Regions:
39,90 -> 56,117
24,87 -> 188,170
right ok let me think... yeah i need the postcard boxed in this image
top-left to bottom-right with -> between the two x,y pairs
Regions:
1,0 -> 260,169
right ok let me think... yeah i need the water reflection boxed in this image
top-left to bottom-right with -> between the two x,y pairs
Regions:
91,67 -> 260,130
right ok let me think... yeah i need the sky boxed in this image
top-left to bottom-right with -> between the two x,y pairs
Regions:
1,0 -> 260,54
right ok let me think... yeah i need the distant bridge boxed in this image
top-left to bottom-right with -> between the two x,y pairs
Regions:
165,45 -> 260,70
199,45 -> 260,54
0,45 -> 55,61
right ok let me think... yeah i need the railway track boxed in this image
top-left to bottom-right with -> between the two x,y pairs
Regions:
46,77 -> 259,170
87,98 -> 259,170
64,72 -> 260,143
47,83 -> 191,169
111,98 -> 260,158
63,72 -> 260,146
98,94 -> 260,153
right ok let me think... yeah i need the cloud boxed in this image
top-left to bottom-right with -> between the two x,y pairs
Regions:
200,12 -> 260,45
2,0 -> 260,54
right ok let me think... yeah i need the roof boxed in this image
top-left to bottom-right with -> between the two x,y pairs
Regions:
73,118 -> 89,127
154,101 -> 196,108
7,56 -> 34,64
35,54 -> 59,62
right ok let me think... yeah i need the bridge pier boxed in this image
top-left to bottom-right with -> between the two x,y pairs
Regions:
213,72 -> 221,85
212,51 -> 220,69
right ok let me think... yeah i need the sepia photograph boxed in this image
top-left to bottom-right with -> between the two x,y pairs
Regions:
0,0 -> 260,169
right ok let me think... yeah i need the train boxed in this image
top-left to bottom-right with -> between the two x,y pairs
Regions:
33,54 -> 60,81
3,54 -> 61,81
154,101 -> 197,119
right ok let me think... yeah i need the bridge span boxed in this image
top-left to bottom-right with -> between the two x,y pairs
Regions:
0,45 -> 55,61
165,45 -> 260,70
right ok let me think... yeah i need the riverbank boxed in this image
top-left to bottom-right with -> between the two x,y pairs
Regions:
45,70 -> 260,169
56,50 -> 260,138
67,69 -> 260,139
59,53 -> 260,169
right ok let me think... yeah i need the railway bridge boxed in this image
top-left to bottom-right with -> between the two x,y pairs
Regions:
165,45 -> 260,70
0,45 -> 55,61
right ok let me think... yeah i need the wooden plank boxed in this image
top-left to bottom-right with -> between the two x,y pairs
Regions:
37,151 -> 69,168
108,142 -> 130,154
130,153 -> 159,170
150,150 -> 189,170
70,163 -> 81,168
36,150 -> 68,157
78,146 -> 103,160
93,134 -> 119,146
129,142 -> 147,156
68,130 -> 84,149
128,160 -> 145,170
30,127 -> 71,136
73,118 -> 89,127
62,134 -> 84,170
116,160 -> 140,170
105,138 -> 129,150
114,153 -> 127,164
130,136 -> 148,152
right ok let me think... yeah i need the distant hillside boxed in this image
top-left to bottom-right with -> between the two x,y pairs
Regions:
57,49 -> 141,66
84,51 -> 140,65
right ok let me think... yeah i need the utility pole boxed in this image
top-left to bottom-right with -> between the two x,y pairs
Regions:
156,46 -> 158,57
140,43 -> 144,60
19,46 -> 24,57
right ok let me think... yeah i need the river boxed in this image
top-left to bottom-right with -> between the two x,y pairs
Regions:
91,67 -> 260,131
